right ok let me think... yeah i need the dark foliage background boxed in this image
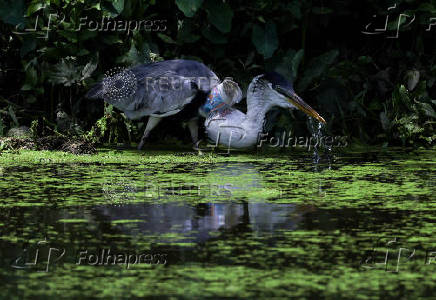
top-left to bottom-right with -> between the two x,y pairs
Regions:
0,0 -> 435,147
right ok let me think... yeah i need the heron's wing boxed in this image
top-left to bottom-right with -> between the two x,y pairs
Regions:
131,60 -> 220,93
85,60 -> 220,119
125,70 -> 200,115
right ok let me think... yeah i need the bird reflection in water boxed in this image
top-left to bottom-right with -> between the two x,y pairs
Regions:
93,202 -> 316,244
96,162 -> 317,242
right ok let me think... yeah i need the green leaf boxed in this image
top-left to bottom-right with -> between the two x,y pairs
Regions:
112,0 -> 124,14
312,7 -> 333,14
101,35 -> 123,45
298,49 -> 339,91
348,101 -> 367,117
21,66 -> 37,90
269,49 -> 303,80
379,111 -> 390,131
392,85 -> 411,109
8,106 -> 19,127
101,1 -> 120,17
120,0 -> 136,18
58,30 -> 78,43
387,13 -> 410,31
26,95 -> 37,104
357,56 -> 372,64
176,0 -> 203,17
417,3 -> 435,11
291,49 -> 304,79
20,37 -> 36,57
0,117 -> 4,136
79,30 -> 98,41
157,33 -> 177,44
201,26 -> 228,44
48,59 -> 81,87
405,70 -> 420,91
27,2 -> 46,16
251,22 -> 279,59
77,49 -> 91,56
118,42 -> 150,65
119,43 -> 141,65
81,60 -> 98,81
204,0 -> 233,33
37,47 -> 61,59
416,102 -> 436,119
0,0 -> 25,26
91,2 -> 101,10
287,1 -> 301,19
177,20 -> 201,44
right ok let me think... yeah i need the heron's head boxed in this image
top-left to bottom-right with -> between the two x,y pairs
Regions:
249,72 -> 326,124
216,77 -> 243,106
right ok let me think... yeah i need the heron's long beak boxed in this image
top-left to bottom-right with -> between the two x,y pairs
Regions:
278,86 -> 326,124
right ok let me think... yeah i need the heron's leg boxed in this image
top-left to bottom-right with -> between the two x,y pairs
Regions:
138,116 -> 162,150
188,118 -> 203,150
187,118 -> 199,144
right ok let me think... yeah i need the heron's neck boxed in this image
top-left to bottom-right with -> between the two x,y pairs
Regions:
246,94 -> 272,130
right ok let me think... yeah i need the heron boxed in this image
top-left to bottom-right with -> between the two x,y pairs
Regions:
204,72 -> 326,149
86,59 -> 242,150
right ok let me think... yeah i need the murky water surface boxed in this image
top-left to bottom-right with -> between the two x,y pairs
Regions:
0,149 -> 434,298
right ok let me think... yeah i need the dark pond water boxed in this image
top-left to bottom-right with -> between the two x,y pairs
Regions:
0,148 -> 434,298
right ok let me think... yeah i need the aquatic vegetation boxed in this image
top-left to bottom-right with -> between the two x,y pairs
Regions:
0,148 -> 434,209
0,148 -> 435,298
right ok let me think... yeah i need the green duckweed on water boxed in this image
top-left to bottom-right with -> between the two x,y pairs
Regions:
0,147 -> 435,298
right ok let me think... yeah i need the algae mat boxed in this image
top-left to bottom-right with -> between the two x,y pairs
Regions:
0,148 -> 435,298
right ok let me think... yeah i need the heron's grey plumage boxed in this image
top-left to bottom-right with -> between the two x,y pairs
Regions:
123,71 -> 199,119
204,72 -> 326,149
86,59 -> 220,120
86,59 -> 243,150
